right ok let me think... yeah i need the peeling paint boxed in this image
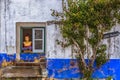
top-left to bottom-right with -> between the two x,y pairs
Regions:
0,0 -> 73,59
0,0 -> 120,59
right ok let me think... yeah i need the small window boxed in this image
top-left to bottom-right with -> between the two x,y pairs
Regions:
21,28 -> 45,53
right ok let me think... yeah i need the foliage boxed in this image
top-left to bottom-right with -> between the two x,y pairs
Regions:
106,76 -> 113,80
52,0 -> 120,79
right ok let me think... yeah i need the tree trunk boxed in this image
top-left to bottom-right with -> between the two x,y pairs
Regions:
82,78 -> 87,80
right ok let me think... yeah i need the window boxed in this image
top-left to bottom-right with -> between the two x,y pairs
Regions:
21,28 -> 45,53
16,22 -> 46,55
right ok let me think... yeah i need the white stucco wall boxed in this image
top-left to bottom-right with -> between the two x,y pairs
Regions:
0,0 -> 120,59
105,24 -> 120,59
0,0 -> 72,59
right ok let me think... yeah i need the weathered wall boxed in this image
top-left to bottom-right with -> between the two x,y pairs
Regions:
104,24 -> 120,59
0,0 -> 120,59
0,0 -> 120,79
0,0 -> 72,58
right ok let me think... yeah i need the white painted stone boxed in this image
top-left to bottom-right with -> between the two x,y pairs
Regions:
0,0 -> 73,59
0,0 -> 120,59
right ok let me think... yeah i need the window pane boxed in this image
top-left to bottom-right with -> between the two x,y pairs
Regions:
35,40 -> 42,49
35,30 -> 42,39
33,28 -> 44,53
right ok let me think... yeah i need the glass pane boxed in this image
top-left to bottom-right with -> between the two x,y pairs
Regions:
35,40 -> 42,49
35,30 -> 42,39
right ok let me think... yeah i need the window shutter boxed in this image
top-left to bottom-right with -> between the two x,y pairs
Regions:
33,28 -> 44,53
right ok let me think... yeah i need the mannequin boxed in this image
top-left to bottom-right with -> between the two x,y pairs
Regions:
22,35 -> 32,53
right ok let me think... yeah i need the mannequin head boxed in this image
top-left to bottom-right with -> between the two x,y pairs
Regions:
25,35 -> 30,42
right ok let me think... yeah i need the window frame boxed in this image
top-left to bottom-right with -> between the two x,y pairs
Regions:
16,22 -> 46,60
32,28 -> 45,53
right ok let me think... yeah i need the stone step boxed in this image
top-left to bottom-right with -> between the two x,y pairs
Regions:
15,62 -> 45,66
14,62 -> 46,69
0,57 -> 47,78
0,66 -> 48,78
